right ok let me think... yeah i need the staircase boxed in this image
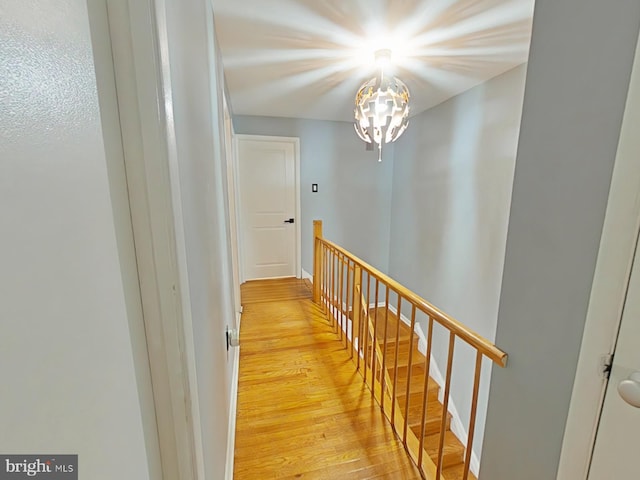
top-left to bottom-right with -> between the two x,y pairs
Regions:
369,307 -> 477,480
313,219 -> 507,480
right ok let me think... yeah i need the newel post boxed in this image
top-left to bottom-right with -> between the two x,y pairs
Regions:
313,220 -> 323,304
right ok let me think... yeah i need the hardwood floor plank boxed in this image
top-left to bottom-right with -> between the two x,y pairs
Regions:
235,278 -> 421,479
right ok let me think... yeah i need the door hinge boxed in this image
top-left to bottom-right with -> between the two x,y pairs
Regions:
600,353 -> 614,379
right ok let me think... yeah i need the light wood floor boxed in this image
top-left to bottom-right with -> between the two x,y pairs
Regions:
234,278 -> 422,479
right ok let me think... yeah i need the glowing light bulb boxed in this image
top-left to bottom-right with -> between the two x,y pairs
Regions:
375,101 -> 388,113
374,49 -> 392,69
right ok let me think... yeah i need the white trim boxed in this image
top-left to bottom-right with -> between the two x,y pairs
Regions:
244,275 -> 299,282
155,0 -> 207,476
302,269 -> 313,281
225,312 -> 241,480
294,138 -> 302,278
222,94 -> 242,323
101,0 -> 202,478
87,3 -> 162,477
233,135 -> 245,285
557,29 -> 640,480
235,134 -> 302,280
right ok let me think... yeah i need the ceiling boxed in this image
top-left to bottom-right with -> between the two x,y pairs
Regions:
213,0 -> 534,122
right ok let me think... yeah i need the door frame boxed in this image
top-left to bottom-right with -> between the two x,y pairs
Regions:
87,1 -> 164,478
222,95 -> 242,322
557,28 -> 640,480
235,134 -> 302,282
93,0 -> 206,478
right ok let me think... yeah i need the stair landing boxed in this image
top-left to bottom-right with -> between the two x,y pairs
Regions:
234,278 -> 422,479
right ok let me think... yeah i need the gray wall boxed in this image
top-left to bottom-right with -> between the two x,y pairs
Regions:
233,116 -> 395,274
162,1 -> 236,478
388,65 -> 527,460
481,1 -> 640,479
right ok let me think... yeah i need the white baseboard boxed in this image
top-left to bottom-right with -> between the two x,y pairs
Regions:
301,269 -> 313,281
225,312 -> 241,480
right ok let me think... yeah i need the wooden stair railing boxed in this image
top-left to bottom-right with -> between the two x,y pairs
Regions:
312,220 -> 507,480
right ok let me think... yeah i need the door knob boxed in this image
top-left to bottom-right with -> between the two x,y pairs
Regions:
618,371 -> 640,408
284,218 -> 295,224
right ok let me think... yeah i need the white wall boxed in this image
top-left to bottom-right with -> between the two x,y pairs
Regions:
0,1 -> 150,478
160,0 -> 237,478
387,65 -> 527,460
233,116 -> 395,275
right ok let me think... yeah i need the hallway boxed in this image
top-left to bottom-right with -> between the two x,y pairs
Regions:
234,278 -> 421,479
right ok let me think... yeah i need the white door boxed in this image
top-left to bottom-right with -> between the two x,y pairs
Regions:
237,136 -> 299,280
589,234 -> 640,479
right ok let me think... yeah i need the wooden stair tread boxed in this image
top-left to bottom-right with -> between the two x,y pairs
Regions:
442,463 -> 478,480
390,359 -> 430,379
423,431 -> 466,469
386,370 -> 437,397
396,388 -> 439,408
406,396 -> 451,436
381,347 -> 423,374
329,294 -> 476,478
368,307 -> 414,341
383,339 -> 421,356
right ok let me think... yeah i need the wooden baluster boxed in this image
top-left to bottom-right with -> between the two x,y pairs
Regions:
354,270 -> 369,368
327,248 -> 332,316
336,254 -> 340,332
345,260 -> 353,355
325,247 -> 330,320
324,247 -> 329,316
358,269 -> 370,374
463,351 -> 483,480
371,278 -> 380,400
391,295 -> 403,432
329,248 -> 335,328
333,250 -> 339,331
351,264 -> 361,365
338,256 -> 341,319
380,287 -> 390,411
360,272 -> 373,382
350,263 -> 356,362
403,304 -> 417,445
323,245 -> 329,315
312,220 -> 322,304
418,317 -> 434,472
436,332 -> 456,480
338,253 -> 344,342
352,264 -> 360,361
335,251 -> 340,331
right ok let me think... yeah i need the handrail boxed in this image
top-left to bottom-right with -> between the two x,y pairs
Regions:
312,219 -> 507,480
320,237 -> 507,367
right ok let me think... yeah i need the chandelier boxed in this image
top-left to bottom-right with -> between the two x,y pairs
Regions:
354,49 -> 410,162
